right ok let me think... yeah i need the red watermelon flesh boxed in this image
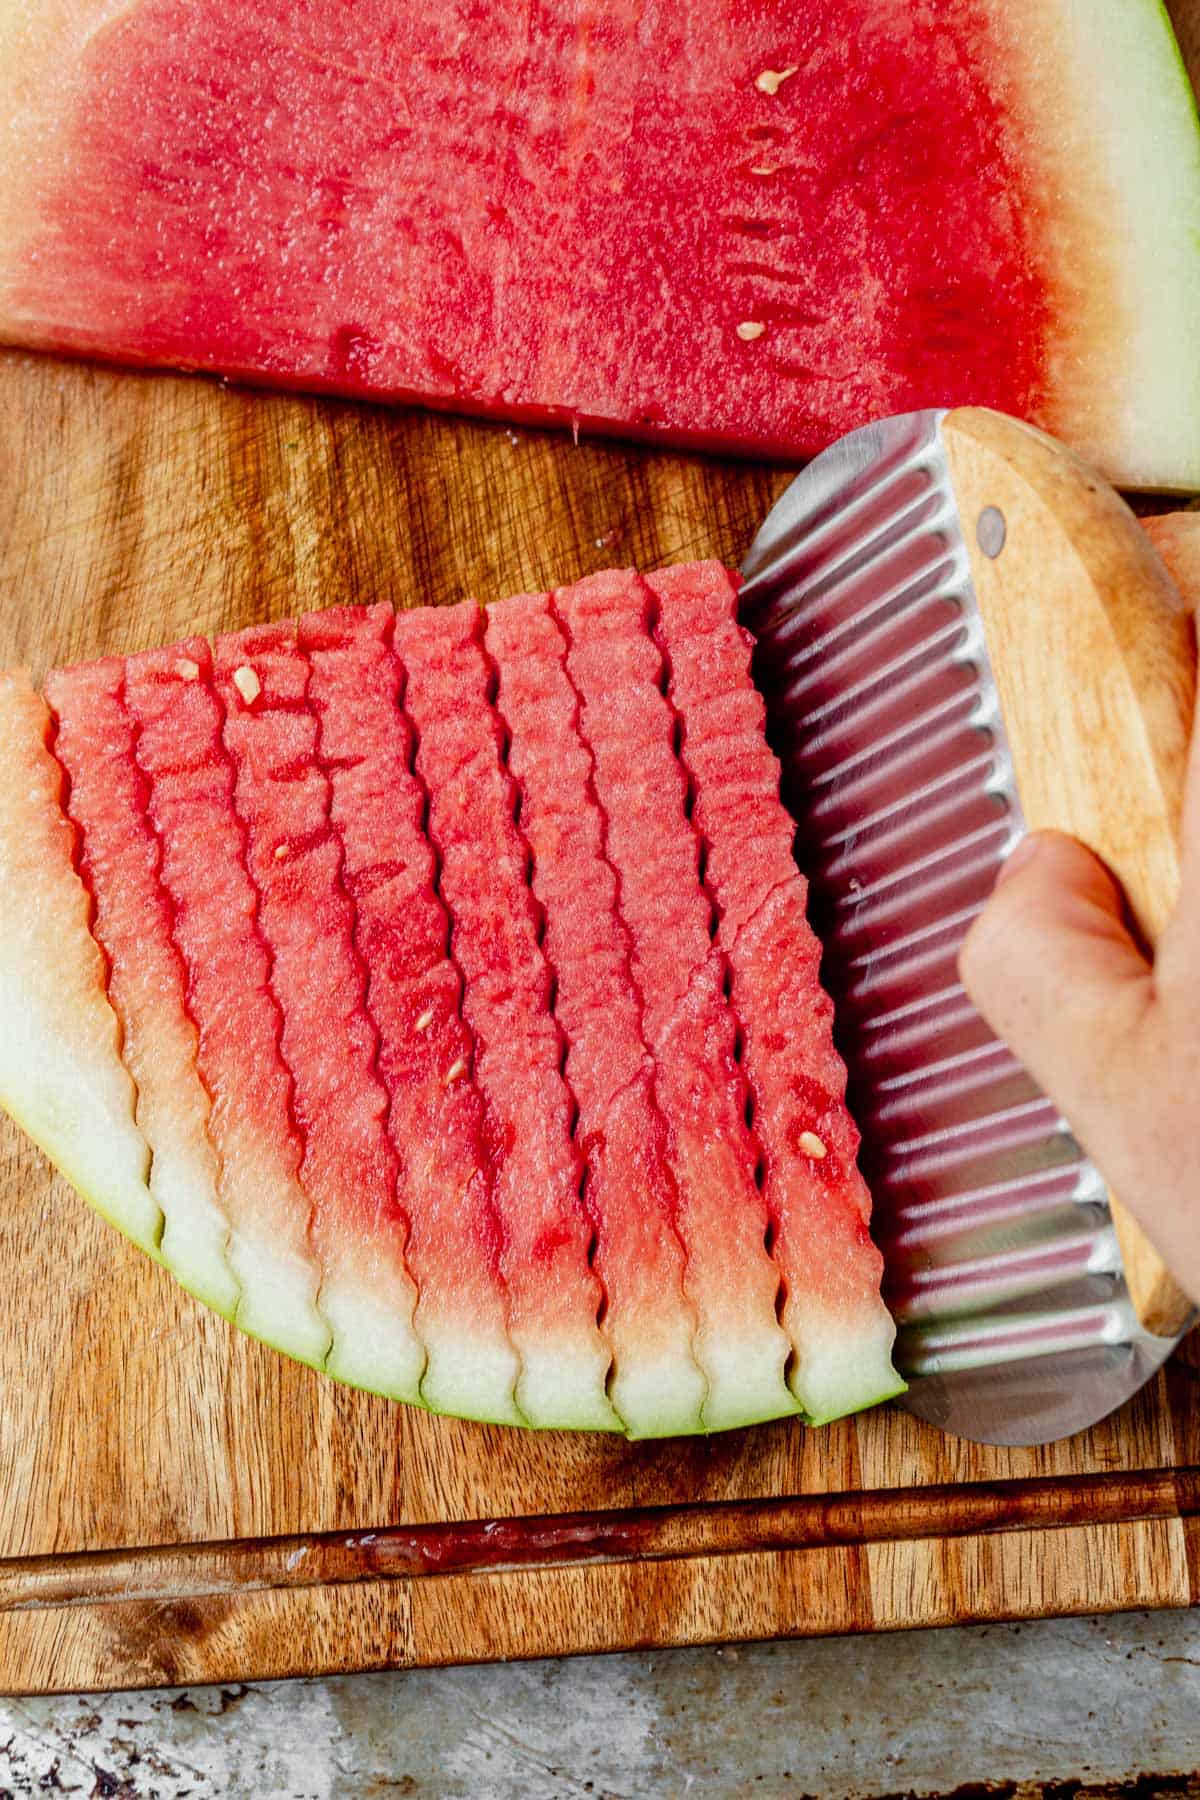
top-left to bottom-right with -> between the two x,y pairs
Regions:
648,562 -> 902,1422
486,591 -> 707,1439
211,621 -> 425,1406
552,570 -> 793,1431
298,603 -> 521,1426
394,600 -> 617,1431
1,1 -> 1199,486
44,657 -> 236,1319
122,640 -> 330,1368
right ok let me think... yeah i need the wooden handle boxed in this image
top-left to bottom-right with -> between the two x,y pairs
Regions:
942,406 -> 1197,1339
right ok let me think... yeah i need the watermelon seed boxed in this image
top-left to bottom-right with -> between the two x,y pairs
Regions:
445,1057 -> 467,1084
232,665 -> 261,705
749,165 -> 776,178
736,321 -> 766,341
274,842 -> 289,861
754,66 -> 797,96
415,1007 -> 435,1033
173,658 -> 201,682
797,1131 -> 827,1160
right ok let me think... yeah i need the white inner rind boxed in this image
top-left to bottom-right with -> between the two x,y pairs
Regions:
788,1302 -> 905,1426
697,1326 -> 800,1435
515,1335 -> 622,1433
609,1336 -> 708,1441
416,1313 -> 525,1427
156,1146 -> 240,1318
983,0 -> 1200,490
228,1223 -> 331,1372
321,1272 -> 426,1407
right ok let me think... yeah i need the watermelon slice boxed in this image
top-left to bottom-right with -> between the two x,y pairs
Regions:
1,563 -> 903,1435
552,570 -> 796,1431
1,1 -> 1198,487
394,600 -> 618,1431
299,603 -> 521,1426
0,671 -> 158,1258
486,592 -> 707,1438
44,658 -> 237,1317
647,562 -> 902,1422
121,642 -> 330,1370
210,621 -> 426,1404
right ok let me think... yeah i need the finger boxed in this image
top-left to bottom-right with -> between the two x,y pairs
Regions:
962,828 -> 1200,1310
958,830 -> 1157,1139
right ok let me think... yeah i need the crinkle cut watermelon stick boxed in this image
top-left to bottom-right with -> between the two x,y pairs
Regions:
299,604 -> 521,1426
123,641 -> 330,1369
45,657 -> 238,1318
212,622 -> 427,1404
648,562 -> 905,1424
0,671 -> 159,1257
395,600 -> 618,1432
552,571 -> 796,1433
485,592 -> 707,1439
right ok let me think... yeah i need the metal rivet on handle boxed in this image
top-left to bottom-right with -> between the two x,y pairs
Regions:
976,506 -> 1006,558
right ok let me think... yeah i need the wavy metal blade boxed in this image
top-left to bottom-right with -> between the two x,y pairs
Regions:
741,408 -> 1192,1446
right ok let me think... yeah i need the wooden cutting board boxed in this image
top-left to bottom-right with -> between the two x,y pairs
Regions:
1,348 -> 1199,1696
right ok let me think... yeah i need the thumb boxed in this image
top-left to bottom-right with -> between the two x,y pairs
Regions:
958,831 -> 1157,1141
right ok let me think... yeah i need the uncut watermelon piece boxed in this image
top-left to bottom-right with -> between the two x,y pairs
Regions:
1,2 -> 1198,488
45,658 -> 238,1318
553,570 -> 795,1432
123,641 -> 330,1369
486,592 -> 707,1438
212,622 -> 425,1404
299,604 -> 521,1425
395,600 -> 618,1432
648,562 -> 904,1423
0,670 -> 159,1257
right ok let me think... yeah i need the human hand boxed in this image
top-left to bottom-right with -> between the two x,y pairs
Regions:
959,826 -> 1200,1312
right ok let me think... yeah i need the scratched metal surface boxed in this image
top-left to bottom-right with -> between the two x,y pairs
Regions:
2,1608 -> 1199,1796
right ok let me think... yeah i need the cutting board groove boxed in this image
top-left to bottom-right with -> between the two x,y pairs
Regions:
1,348 -> 1199,1694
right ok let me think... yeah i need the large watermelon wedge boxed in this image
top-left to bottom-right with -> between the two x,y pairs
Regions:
0,564 -> 906,1434
1,1 -> 1198,487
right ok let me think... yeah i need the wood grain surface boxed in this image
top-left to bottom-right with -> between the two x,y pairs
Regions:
0,346 -> 1199,1694
944,406 -> 1196,1336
